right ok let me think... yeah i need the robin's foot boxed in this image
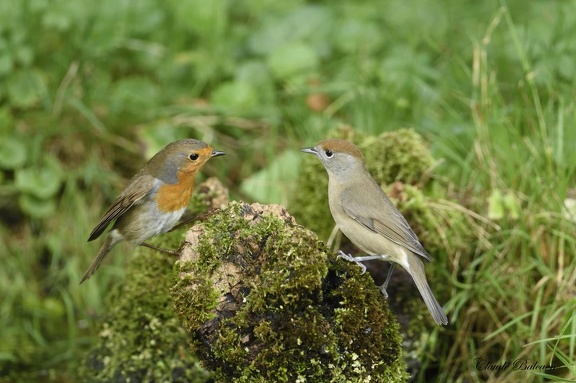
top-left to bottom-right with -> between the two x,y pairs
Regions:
141,242 -> 179,256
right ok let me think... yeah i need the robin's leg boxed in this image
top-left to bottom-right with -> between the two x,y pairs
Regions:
144,209 -> 223,256
168,209 -> 221,232
140,242 -> 180,256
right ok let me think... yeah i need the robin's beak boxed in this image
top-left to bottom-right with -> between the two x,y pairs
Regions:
211,150 -> 226,157
300,147 -> 318,156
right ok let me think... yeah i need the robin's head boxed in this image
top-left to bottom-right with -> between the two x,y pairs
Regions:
146,139 -> 225,184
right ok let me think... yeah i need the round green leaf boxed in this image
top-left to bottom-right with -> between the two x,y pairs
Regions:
15,163 -> 62,199
0,54 -> 13,76
266,42 -> 319,79
240,149 -> 302,204
18,194 -> 56,219
0,136 -> 27,169
111,77 -> 160,116
7,69 -> 47,108
211,81 -> 259,111
42,297 -> 65,318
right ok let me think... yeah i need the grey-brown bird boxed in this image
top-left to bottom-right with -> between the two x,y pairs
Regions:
81,139 -> 225,284
301,139 -> 448,325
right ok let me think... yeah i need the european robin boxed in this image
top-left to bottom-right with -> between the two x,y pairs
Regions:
301,139 -> 448,325
80,139 -> 225,284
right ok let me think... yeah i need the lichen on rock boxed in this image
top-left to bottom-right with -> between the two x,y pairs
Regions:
171,201 -> 408,383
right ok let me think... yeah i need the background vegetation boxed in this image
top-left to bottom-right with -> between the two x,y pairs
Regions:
0,0 -> 575,382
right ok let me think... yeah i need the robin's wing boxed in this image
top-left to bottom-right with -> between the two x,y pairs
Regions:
339,180 -> 431,262
88,174 -> 156,241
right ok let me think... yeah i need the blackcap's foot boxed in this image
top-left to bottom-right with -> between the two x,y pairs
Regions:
378,284 -> 389,299
337,250 -> 367,274
378,263 -> 396,299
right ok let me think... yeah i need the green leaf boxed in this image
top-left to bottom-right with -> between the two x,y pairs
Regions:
236,61 -> 272,85
335,19 -> 382,53
563,198 -> 576,223
0,136 -> 27,169
111,77 -> 160,116
0,54 -> 13,76
211,81 -> 259,112
6,69 -> 47,108
0,106 -> 16,134
503,193 -> 520,220
170,0 -> 228,37
18,194 -> 56,219
240,149 -> 302,204
15,160 -> 62,199
42,297 -> 65,318
487,189 -> 504,220
266,42 -> 319,80
248,6 -> 333,56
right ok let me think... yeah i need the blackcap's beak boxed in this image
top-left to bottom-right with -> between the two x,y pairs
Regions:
300,147 -> 318,156
211,150 -> 226,157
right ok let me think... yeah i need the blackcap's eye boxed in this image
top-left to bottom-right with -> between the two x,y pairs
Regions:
189,153 -> 199,161
325,150 -> 333,158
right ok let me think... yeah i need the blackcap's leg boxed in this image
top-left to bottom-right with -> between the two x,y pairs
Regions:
337,251 -> 389,274
378,263 -> 396,298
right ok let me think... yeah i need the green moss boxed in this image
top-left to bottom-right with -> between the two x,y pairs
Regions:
171,201 -> 408,383
360,129 -> 433,185
78,249 -> 212,383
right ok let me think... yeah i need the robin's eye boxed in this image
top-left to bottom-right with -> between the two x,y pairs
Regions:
325,150 -> 333,158
189,153 -> 199,161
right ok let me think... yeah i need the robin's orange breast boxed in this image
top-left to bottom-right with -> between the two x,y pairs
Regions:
155,174 -> 195,213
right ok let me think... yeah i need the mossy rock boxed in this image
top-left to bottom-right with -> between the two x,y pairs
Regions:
78,249 -> 212,383
171,201 -> 408,383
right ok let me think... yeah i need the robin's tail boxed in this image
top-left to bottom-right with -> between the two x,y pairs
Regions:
407,254 -> 448,325
80,231 -> 122,284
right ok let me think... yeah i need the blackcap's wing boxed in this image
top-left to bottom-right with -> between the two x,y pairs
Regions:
339,178 -> 432,262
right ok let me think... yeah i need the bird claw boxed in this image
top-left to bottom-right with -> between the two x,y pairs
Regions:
379,284 -> 389,299
337,251 -> 367,274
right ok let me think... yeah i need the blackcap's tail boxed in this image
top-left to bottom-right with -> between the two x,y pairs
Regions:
407,254 -> 448,325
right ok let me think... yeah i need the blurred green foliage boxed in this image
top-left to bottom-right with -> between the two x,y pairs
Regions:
0,0 -> 575,381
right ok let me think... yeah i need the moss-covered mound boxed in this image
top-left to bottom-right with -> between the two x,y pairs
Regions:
78,250 -> 212,383
171,201 -> 408,383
